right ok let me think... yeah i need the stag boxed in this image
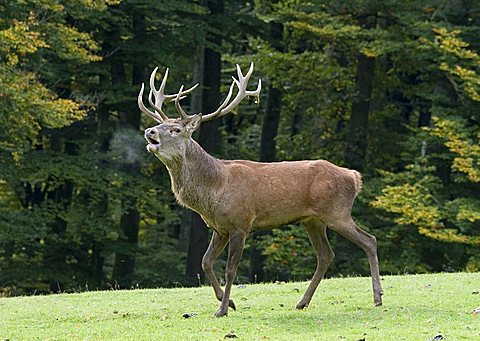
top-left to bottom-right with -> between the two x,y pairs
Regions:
138,63 -> 383,317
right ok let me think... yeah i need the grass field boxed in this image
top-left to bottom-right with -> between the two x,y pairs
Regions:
1,272 -> 479,340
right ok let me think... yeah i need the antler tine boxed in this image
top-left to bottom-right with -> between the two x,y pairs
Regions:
144,67 -> 199,121
147,67 -> 170,121
200,62 -> 261,123
165,83 -> 199,103
218,82 -> 235,111
158,67 -> 168,93
138,83 -> 164,123
236,63 -> 244,81
174,85 -> 190,120
146,89 -> 168,121
241,62 -> 262,104
246,78 -> 262,100
245,61 -> 254,78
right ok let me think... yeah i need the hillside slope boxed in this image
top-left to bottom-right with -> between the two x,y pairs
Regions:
1,272 -> 479,340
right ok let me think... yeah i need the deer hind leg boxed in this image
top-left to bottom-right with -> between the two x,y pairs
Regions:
296,218 -> 335,310
330,216 -> 383,306
215,231 -> 246,317
202,232 -> 236,311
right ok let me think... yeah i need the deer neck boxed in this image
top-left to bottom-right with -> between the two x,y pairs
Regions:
165,139 -> 225,214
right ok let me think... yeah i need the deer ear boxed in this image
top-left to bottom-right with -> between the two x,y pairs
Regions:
185,114 -> 202,134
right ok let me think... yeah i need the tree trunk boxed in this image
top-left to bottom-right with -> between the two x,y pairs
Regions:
185,48 -> 222,282
180,44 -> 204,253
259,85 -> 282,161
45,139 -> 76,292
112,208 -> 140,286
345,16 -> 376,172
186,0 -> 224,283
198,48 -> 223,155
111,12 -> 144,287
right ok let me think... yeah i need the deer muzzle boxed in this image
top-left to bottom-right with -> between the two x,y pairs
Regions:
145,128 -> 160,152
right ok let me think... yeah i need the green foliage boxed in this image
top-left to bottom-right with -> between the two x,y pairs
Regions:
258,225 -> 315,280
1,0 -> 480,295
0,0 -> 195,294
254,48 -> 353,163
247,0 -> 480,279
430,117 -> 480,183
371,21 -> 480,246
372,163 -> 480,245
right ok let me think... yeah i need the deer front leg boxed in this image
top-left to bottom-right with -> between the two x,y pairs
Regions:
215,231 -> 246,317
202,232 -> 236,310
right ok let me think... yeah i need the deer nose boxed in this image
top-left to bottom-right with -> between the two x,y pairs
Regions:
146,128 -> 154,135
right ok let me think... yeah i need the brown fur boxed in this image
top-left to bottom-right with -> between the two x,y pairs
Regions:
146,129 -> 383,317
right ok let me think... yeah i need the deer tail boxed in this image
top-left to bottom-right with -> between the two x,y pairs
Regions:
351,170 -> 363,195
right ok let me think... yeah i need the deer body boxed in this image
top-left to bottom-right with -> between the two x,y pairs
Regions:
139,63 -> 383,317
173,145 -> 360,233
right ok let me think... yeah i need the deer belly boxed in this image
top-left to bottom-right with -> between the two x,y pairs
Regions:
251,202 -> 312,230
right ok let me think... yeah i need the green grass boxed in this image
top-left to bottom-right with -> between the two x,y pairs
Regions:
1,273 -> 479,340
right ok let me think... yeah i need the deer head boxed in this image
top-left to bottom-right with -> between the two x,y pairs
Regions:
138,63 -> 261,162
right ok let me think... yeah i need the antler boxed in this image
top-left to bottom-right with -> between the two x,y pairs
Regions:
175,62 -> 262,123
138,67 -> 198,123
139,63 -> 261,123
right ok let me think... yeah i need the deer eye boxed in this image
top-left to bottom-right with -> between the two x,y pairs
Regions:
170,128 -> 181,134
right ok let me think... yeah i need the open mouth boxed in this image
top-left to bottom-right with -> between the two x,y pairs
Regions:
146,136 -> 160,145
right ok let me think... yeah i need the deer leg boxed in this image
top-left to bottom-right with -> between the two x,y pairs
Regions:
215,231 -> 246,317
332,217 -> 383,306
202,232 -> 236,310
296,219 -> 335,309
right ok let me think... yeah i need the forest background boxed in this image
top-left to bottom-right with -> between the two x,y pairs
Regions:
0,0 -> 479,296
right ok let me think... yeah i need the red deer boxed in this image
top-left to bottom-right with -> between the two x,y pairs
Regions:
138,63 -> 383,317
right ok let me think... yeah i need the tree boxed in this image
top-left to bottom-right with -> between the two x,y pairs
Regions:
346,14 -> 376,172
254,0 -> 480,278
249,13 -> 284,282
186,0 -> 225,283
0,0 -> 105,293
372,25 -> 480,252
2,0 -> 479,295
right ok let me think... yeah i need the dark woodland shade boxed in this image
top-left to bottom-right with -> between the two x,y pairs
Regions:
0,0 -> 479,297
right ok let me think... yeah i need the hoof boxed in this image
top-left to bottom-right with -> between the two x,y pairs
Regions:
295,302 -> 309,310
214,308 -> 228,317
374,293 -> 383,307
229,299 -> 236,311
